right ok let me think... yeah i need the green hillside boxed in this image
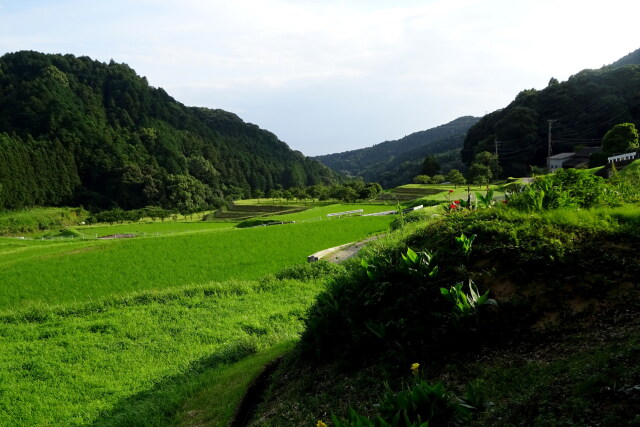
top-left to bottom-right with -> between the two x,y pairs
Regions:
0,51 -> 337,211
315,116 -> 479,187
462,48 -> 640,177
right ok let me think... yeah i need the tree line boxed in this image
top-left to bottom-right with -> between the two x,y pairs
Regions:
87,180 -> 383,224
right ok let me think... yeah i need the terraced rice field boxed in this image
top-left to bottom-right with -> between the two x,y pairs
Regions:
376,185 -> 446,201
209,203 -> 308,220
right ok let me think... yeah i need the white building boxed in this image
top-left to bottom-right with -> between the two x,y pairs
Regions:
547,152 -> 575,172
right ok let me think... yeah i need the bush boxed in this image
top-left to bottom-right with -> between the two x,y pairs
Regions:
507,168 -> 620,211
390,209 -> 438,231
275,261 -> 345,281
299,208 -> 634,365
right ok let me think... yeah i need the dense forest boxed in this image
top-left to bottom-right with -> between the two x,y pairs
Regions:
0,51 -> 337,211
462,48 -> 640,177
314,116 -> 479,187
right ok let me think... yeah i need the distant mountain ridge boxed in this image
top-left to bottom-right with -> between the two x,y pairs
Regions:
609,48 -> 640,68
314,116 -> 480,187
0,51 -> 336,211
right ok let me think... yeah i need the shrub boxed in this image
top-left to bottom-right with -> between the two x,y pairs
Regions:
508,168 -> 619,211
275,261 -> 345,281
390,209 -> 437,231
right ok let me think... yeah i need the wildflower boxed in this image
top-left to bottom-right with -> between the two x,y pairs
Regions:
449,189 -> 454,193
449,204 -> 456,209
454,200 -> 460,205
502,200 -> 508,204
411,362 -> 420,372
317,421 -> 327,427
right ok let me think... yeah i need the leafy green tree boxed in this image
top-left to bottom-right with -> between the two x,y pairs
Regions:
467,163 -> 492,186
254,189 -> 264,202
306,184 -> 321,203
317,185 -> 330,202
472,151 -> 502,179
430,174 -> 446,184
446,169 -> 466,187
337,185 -> 358,202
165,174 -> 207,215
602,123 -> 639,155
282,189 -> 293,204
413,175 -> 431,184
422,155 -> 441,176
268,189 -> 281,203
361,183 -> 382,200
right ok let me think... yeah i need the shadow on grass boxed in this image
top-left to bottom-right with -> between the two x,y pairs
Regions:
92,338 -> 258,427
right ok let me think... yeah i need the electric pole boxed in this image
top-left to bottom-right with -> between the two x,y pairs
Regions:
547,119 -> 555,173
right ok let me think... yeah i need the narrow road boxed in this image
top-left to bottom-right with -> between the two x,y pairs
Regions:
308,235 -> 383,263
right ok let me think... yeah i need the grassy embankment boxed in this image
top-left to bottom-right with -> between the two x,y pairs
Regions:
0,204 -> 394,425
0,207 -> 87,235
245,165 -> 640,426
250,204 -> 640,426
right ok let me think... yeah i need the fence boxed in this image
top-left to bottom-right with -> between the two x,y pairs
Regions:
326,209 -> 364,218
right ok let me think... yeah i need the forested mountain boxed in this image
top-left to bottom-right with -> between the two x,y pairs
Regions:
462,48 -> 640,177
314,116 -> 480,187
0,51 -> 337,211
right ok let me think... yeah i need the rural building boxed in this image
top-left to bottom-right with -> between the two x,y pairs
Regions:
562,147 -> 602,169
547,152 -> 575,171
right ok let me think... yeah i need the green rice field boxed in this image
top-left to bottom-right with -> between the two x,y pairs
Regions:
0,215 -> 393,309
0,203 -> 397,425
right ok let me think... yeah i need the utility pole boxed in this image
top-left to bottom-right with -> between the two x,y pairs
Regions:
547,119 -> 555,173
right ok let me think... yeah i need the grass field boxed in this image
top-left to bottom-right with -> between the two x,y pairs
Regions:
0,215 -> 393,309
261,203 -> 398,221
0,280 -> 320,426
75,220 -> 234,238
0,202 -> 396,425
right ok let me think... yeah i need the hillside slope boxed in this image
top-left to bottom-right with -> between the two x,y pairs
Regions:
250,206 -> 640,426
315,116 -> 479,187
0,51 -> 336,211
462,48 -> 640,177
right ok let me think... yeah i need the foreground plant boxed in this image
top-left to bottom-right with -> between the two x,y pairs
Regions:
332,364 -> 472,427
476,189 -> 495,209
455,232 -> 476,258
401,248 -> 439,280
440,280 -> 497,319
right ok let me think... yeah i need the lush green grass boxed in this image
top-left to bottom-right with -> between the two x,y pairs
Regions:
261,203 -> 398,222
74,220 -> 235,238
0,200 -> 396,425
0,207 -> 86,235
173,341 -> 296,426
0,279 -> 322,426
0,215 -> 393,309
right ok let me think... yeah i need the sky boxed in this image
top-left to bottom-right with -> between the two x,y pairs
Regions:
0,0 -> 638,156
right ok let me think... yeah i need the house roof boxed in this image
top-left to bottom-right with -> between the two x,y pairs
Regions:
548,152 -> 575,160
574,147 -> 601,158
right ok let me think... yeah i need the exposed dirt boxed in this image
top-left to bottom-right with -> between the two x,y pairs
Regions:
97,233 -> 137,239
310,235 -> 383,263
